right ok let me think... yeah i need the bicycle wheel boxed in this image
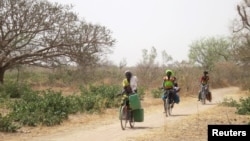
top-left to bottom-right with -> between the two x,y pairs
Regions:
165,98 -> 171,117
168,98 -> 173,116
129,110 -> 135,128
201,91 -> 206,105
120,105 -> 128,130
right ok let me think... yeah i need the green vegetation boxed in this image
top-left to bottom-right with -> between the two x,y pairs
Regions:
0,82 -> 146,132
220,96 -> 250,116
236,97 -> 250,115
151,88 -> 162,98
0,114 -> 20,132
220,96 -> 250,124
220,97 -> 240,107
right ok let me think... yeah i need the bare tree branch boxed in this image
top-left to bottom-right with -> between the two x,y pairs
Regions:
0,0 -> 116,83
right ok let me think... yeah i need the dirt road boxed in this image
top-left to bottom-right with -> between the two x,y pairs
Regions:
1,87 -> 242,141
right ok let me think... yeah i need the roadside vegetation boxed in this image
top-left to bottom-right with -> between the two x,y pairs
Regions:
0,0 -> 250,134
221,96 -> 250,117
0,80 -> 145,132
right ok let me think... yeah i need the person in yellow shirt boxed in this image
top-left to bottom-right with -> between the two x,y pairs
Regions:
120,70 -> 138,106
122,70 -> 138,94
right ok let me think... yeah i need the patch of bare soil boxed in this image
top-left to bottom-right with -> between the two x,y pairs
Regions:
0,87 -> 249,141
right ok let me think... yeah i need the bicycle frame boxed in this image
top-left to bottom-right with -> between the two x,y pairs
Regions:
200,84 -> 208,105
164,89 -> 175,117
119,95 -> 134,130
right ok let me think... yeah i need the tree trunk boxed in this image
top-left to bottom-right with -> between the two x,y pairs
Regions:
0,68 -> 5,84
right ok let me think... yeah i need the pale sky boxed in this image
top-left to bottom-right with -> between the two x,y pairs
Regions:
49,0 -> 240,66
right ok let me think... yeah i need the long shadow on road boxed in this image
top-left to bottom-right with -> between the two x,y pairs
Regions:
130,126 -> 156,130
169,114 -> 190,117
199,103 -> 218,106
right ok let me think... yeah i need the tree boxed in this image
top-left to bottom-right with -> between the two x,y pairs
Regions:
136,46 -> 160,87
161,50 -> 173,67
0,0 -> 115,84
119,58 -> 127,69
235,0 -> 250,31
65,22 -> 115,69
231,0 -> 250,90
140,46 -> 157,65
232,0 -> 250,66
188,37 -> 232,70
231,33 -> 250,66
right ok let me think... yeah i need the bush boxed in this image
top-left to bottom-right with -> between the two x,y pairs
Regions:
80,84 -> 121,109
220,96 -> 250,115
0,82 -> 143,132
236,97 -> 250,115
0,81 -> 31,98
151,88 -> 163,98
10,89 -> 69,126
137,87 -> 146,100
220,97 -> 239,107
0,114 -> 20,132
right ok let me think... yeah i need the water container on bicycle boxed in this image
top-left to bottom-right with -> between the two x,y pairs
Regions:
206,92 -> 212,102
133,108 -> 144,122
174,93 -> 180,104
129,94 -> 141,110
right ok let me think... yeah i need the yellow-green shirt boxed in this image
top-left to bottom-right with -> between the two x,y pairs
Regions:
122,79 -> 129,87
163,76 -> 174,89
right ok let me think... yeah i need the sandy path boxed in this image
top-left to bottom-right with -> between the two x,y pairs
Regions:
18,87 -> 239,141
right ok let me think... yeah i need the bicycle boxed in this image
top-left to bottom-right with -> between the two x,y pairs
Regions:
163,89 -> 175,117
117,92 -> 135,130
200,84 -> 209,105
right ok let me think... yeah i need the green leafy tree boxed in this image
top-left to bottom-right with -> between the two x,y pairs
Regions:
188,37 -> 232,70
0,0 -> 115,84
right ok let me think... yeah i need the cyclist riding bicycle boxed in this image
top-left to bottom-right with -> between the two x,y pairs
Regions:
162,69 -> 180,111
119,70 -> 138,106
198,70 -> 211,101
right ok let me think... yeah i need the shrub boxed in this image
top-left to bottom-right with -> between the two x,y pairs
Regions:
0,83 -> 144,132
151,88 -> 163,98
220,97 -> 239,107
0,114 -> 20,132
0,81 -> 31,98
80,84 -> 121,109
137,87 -> 146,100
236,97 -> 250,115
10,89 -> 69,126
220,96 -> 250,115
